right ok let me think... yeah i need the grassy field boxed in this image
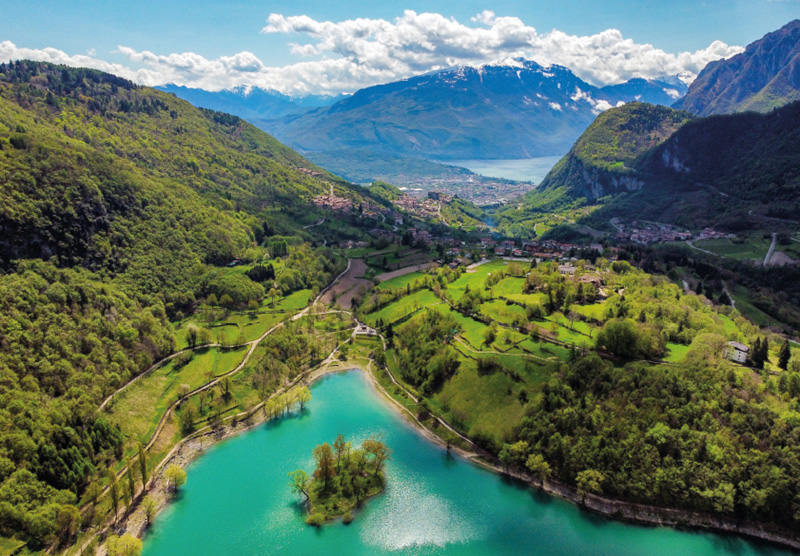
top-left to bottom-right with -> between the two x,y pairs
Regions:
375,272 -> 426,291
574,302 -> 608,322
517,338 -> 571,361
434,358 -> 525,447
174,289 -> 311,349
492,276 -> 527,297
446,260 -> 508,301
0,538 -> 26,556
547,313 -> 595,347
431,304 -> 488,348
107,346 -> 248,448
361,289 -> 442,326
480,299 -> 527,326
664,342 -> 690,363
694,236 -> 771,261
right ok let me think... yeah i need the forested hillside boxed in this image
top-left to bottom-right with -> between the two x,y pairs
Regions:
0,61 -> 353,549
356,259 -> 800,536
0,61 -> 360,299
499,100 -> 800,234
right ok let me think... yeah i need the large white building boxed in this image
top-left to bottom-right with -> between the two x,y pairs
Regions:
725,341 -> 750,364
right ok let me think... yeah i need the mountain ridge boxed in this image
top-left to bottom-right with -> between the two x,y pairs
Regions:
252,59 -> 687,161
156,84 -> 344,121
675,19 -> 800,115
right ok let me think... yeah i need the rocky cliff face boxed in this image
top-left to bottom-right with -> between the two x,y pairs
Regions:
659,139 -> 691,174
533,103 -> 691,206
675,20 -> 800,116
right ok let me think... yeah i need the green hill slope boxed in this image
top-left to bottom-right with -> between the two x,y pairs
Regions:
493,103 -> 692,233
0,61 -> 357,550
0,62 -> 344,285
498,100 -> 800,234
596,100 -> 800,228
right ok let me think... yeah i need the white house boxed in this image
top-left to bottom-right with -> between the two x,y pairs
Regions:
725,341 -> 749,364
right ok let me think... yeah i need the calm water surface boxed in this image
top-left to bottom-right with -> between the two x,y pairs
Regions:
142,371 -> 790,556
447,157 -> 563,183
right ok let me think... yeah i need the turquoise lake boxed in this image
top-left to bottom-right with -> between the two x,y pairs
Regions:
142,370 -> 791,556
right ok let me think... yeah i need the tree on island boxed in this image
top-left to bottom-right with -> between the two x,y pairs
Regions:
312,442 -> 336,491
289,469 -> 312,502
289,435 -> 391,526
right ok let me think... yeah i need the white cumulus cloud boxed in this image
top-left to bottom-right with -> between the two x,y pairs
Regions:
1,11 -> 744,96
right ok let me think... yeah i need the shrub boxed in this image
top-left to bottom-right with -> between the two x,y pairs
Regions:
305,512 -> 326,527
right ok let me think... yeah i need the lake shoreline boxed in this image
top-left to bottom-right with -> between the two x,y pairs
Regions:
120,362 -> 800,555
105,361 -> 358,551
361,364 -> 800,553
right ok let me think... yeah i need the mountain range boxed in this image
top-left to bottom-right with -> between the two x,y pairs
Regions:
156,84 -> 344,121
675,19 -> 800,116
500,98 -> 800,234
501,19 -> 800,234
255,59 -> 686,161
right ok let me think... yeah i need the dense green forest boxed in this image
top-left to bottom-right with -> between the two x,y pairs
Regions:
0,61 -> 354,549
514,350 -> 800,526
0,260 -> 173,545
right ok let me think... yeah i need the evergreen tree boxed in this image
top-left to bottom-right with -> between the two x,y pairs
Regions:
138,444 -> 149,488
761,338 -> 770,367
779,339 -> 791,370
750,338 -> 763,369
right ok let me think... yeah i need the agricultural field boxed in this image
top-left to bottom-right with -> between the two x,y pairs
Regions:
106,346 -> 248,451
173,289 -> 312,349
664,342 -> 690,363
361,289 -> 442,327
320,259 -> 371,309
694,236 -> 771,261
354,256 -> 771,451
446,260 -> 511,301
375,271 -> 427,291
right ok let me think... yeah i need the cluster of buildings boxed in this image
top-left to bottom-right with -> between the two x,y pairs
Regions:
392,195 -> 442,220
611,218 -> 732,244
311,194 -> 354,213
479,238 -> 614,262
296,167 -> 326,178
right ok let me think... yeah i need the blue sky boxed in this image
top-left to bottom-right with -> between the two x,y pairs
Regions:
1,1 -> 797,94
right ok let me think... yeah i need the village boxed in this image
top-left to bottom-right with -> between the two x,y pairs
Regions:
610,217 -> 733,244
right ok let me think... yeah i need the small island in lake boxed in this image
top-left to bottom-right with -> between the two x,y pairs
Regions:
289,434 -> 391,525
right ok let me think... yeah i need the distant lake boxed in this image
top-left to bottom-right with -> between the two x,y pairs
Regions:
446,156 -> 563,183
141,370 -> 791,556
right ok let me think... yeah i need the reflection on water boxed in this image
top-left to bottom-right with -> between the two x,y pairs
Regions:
142,371 -> 791,556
